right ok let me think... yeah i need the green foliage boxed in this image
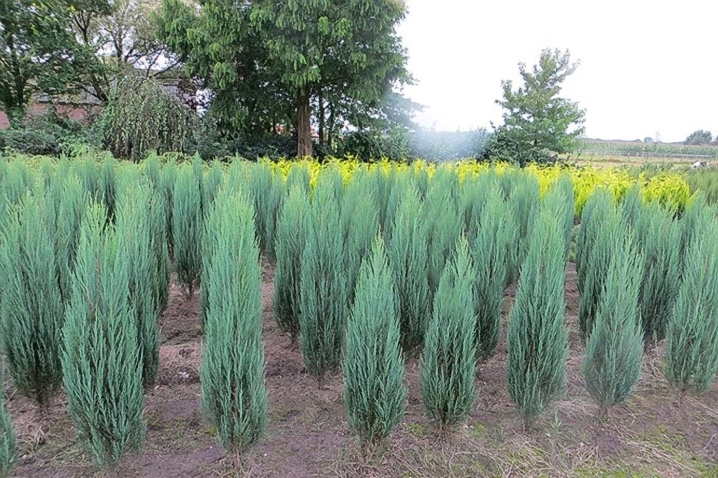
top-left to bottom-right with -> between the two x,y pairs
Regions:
203,160 -> 225,212
423,170 -> 462,300
577,189 -> 618,341
507,211 -> 568,426
634,202 -> 681,345
51,171 -> 87,302
503,171 -> 540,282
200,192 -> 267,454
0,363 -> 17,478
542,174 -> 575,261
298,176 -> 348,385
471,185 -> 516,361
335,128 -> 410,162
487,48 -> 586,165
420,238 -> 477,429
0,190 -> 64,408
664,212 -> 718,394
0,110 -> 100,156
156,0 -> 411,157
273,185 -> 310,340
684,130 -> 713,145
583,233 -> 644,414
115,173 -> 160,388
0,0 -> 109,118
172,163 -> 203,296
102,76 -> 198,162
344,236 -> 406,445
62,204 -> 145,470
247,161 -> 284,259
388,184 -> 431,354
342,169 -> 381,303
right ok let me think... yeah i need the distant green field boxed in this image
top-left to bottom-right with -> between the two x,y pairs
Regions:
577,139 -> 718,161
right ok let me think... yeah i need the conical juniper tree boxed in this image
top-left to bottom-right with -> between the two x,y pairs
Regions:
420,237 -> 477,430
388,184 -> 431,354
0,190 -> 65,409
577,189 -> 619,342
0,361 -> 17,478
664,212 -> 718,395
273,184 -> 311,341
62,205 -> 145,470
542,174 -> 575,262
200,192 -> 268,464
583,232 -> 644,418
298,176 -> 348,386
344,236 -> 407,448
115,173 -> 161,388
172,163 -> 204,297
470,184 -> 517,361
634,201 -> 681,346
507,211 -> 568,428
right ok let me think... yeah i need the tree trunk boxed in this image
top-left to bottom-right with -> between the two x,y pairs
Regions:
317,89 -> 325,144
327,101 -> 336,149
297,88 -> 313,158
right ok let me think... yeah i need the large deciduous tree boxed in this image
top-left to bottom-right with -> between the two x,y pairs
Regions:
0,0 -> 110,120
487,48 -> 586,166
155,0 -> 411,157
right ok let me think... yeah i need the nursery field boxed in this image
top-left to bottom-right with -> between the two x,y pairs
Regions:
0,154 -> 717,478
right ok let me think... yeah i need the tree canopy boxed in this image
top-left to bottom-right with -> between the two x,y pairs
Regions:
684,130 -> 713,145
155,0 -> 413,157
486,48 -> 586,166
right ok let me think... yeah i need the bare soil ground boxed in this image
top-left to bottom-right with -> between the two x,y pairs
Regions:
5,262 -> 718,477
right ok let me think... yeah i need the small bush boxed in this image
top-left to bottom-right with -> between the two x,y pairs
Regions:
420,238 -> 477,429
344,236 -> 406,446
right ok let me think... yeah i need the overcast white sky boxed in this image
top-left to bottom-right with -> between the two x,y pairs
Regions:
396,0 -> 718,142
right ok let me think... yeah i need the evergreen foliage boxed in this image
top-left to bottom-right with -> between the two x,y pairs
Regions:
664,213 -> 718,394
0,190 -> 64,408
344,236 -> 406,445
172,163 -> 204,297
507,211 -> 568,427
273,185 -> 310,340
200,192 -> 267,456
471,185 -> 517,361
542,174 -> 575,261
115,174 -> 160,388
62,205 -> 145,470
583,233 -> 644,415
420,238 -> 477,429
247,161 -> 284,259
577,189 -> 618,341
298,176 -> 348,385
505,172 -> 540,282
388,184 -> 431,353
635,202 -> 681,345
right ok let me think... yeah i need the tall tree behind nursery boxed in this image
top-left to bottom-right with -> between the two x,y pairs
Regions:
200,191 -> 267,462
664,210 -> 718,395
0,189 -> 65,409
155,0 -> 411,156
344,236 -> 406,448
62,205 -> 145,470
487,48 -> 586,165
506,211 -> 568,428
299,174 -> 348,386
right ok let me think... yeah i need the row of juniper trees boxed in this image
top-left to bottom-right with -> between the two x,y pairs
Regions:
0,155 -> 717,473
